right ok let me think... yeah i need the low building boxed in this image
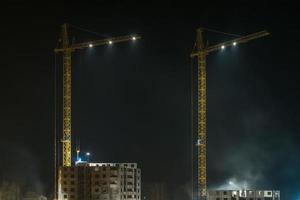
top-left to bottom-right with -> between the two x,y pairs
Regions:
58,163 -> 141,200
0,182 -> 21,200
143,182 -> 168,200
22,192 -> 47,200
207,190 -> 280,200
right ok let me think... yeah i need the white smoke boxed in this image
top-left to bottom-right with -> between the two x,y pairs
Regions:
215,177 -> 250,190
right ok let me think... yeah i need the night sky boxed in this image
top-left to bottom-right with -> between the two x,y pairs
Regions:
0,2 -> 299,200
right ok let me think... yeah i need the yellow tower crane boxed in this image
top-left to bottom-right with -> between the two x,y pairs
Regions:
191,28 -> 270,200
54,23 -> 141,167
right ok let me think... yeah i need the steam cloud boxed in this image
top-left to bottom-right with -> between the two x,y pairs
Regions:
0,140 -> 44,194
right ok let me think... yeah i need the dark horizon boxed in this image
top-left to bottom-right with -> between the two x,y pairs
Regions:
0,2 -> 299,200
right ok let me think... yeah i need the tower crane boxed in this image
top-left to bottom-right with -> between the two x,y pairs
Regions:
54,23 -> 141,167
191,28 -> 270,200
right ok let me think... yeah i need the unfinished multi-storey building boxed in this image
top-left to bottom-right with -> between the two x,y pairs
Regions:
207,190 -> 280,200
58,163 -> 141,200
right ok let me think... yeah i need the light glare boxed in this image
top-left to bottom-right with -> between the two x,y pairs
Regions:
132,36 -> 136,40
233,42 -> 237,46
89,44 -> 93,47
109,40 -> 112,44
86,152 -> 90,156
221,45 -> 225,49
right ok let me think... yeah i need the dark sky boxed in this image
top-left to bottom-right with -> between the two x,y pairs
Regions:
0,1 -> 299,200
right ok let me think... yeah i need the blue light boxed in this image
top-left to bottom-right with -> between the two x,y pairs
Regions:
75,157 -> 83,165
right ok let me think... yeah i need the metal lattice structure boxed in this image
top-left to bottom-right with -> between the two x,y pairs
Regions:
196,28 -> 207,200
61,24 -> 72,167
191,28 -> 270,200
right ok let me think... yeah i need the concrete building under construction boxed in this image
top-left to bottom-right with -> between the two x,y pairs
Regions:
207,190 -> 280,200
58,162 -> 141,200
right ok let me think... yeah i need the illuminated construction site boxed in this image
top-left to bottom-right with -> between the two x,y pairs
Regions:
54,24 -> 141,200
190,29 -> 280,200
53,24 -> 279,200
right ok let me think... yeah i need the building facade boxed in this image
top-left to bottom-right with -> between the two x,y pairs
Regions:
143,182 -> 168,200
0,182 -> 21,200
58,163 -> 141,200
22,192 -> 47,200
207,190 -> 280,200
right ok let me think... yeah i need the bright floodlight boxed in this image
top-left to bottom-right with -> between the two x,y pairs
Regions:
233,42 -> 237,46
109,40 -> 113,44
132,36 -> 136,41
86,152 -> 90,156
221,45 -> 225,49
89,44 -> 93,48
